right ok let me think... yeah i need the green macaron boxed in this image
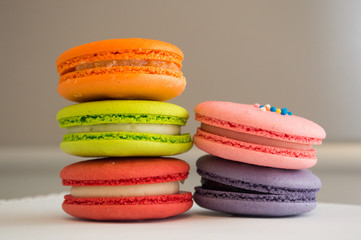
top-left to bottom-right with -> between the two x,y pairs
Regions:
56,100 -> 193,157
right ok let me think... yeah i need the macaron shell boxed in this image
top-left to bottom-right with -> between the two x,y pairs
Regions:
56,38 -> 184,68
58,73 -> 186,102
193,190 -> 316,217
194,133 -> 317,169
195,101 -> 326,141
60,157 -> 190,183
196,155 -> 321,191
56,100 -> 189,124
60,136 -> 193,157
63,192 -> 193,220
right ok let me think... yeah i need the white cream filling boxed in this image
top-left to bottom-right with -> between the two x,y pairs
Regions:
70,181 -> 180,198
67,123 -> 181,135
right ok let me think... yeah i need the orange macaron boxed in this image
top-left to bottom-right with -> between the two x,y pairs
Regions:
56,38 -> 186,102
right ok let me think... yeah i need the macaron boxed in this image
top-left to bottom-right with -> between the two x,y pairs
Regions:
56,100 -> 193,157
193,155 -> 321,217
60,157 -> 193,220
194,101 -> 326,169
56,38 -> 186,102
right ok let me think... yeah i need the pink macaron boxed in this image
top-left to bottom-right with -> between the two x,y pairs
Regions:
193,102 -> 326,169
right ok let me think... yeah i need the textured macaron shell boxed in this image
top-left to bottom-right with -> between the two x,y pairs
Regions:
60,134 -> 192,157
193,190 -> 317,217
58,74 -> 186,102
57,100 -> 189,128
62,192 -> 193,220
56,38 -> 184,70
195,101 -> 326,143
60,157 -> 190,185
196,155 -> 321,192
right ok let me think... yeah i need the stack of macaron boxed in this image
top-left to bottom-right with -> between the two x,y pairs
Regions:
56,39 -> 193,220
193,101 -> 326,216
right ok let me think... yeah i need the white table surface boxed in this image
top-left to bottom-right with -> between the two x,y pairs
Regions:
1,193 -> 361,240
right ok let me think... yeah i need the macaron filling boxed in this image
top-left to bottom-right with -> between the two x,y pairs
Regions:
70,181 -> 180,198
200,123 -> 312,151
72,59 -> 180,73
59,65 -> 183,83
66,123 -> 181,135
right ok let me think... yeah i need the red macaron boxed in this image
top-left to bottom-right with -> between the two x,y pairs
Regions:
60,157 -> 193,220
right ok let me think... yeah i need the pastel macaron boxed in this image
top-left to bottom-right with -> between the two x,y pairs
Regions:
194,155 -> 321,216
60,157 -> 193,220
194,101 -> 326,169
56,100 -> 193,157
56,38 -> 186,102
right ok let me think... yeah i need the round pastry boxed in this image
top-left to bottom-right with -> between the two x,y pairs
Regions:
56,100 -> 193,157
60,157 -> 193,220
194,101 -> 326,169
56,38 -> 186,102
193,155 -> 321,217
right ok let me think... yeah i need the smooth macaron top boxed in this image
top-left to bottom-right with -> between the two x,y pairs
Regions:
195,101 -> 326,143
197,155 -> 321,190
61,157 -> 190,185
56,38 -> 184,74
57,100 -> 189,128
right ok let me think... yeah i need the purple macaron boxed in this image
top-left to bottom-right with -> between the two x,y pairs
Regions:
193,155 -> 321,217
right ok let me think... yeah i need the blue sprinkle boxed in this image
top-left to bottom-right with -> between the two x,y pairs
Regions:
288,112 -> 293,116
281,108 -> 288,115
260,105 -> 264,108
270,107 -> 277,112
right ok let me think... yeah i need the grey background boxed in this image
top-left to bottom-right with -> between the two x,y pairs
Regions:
1,0 -> 361,146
